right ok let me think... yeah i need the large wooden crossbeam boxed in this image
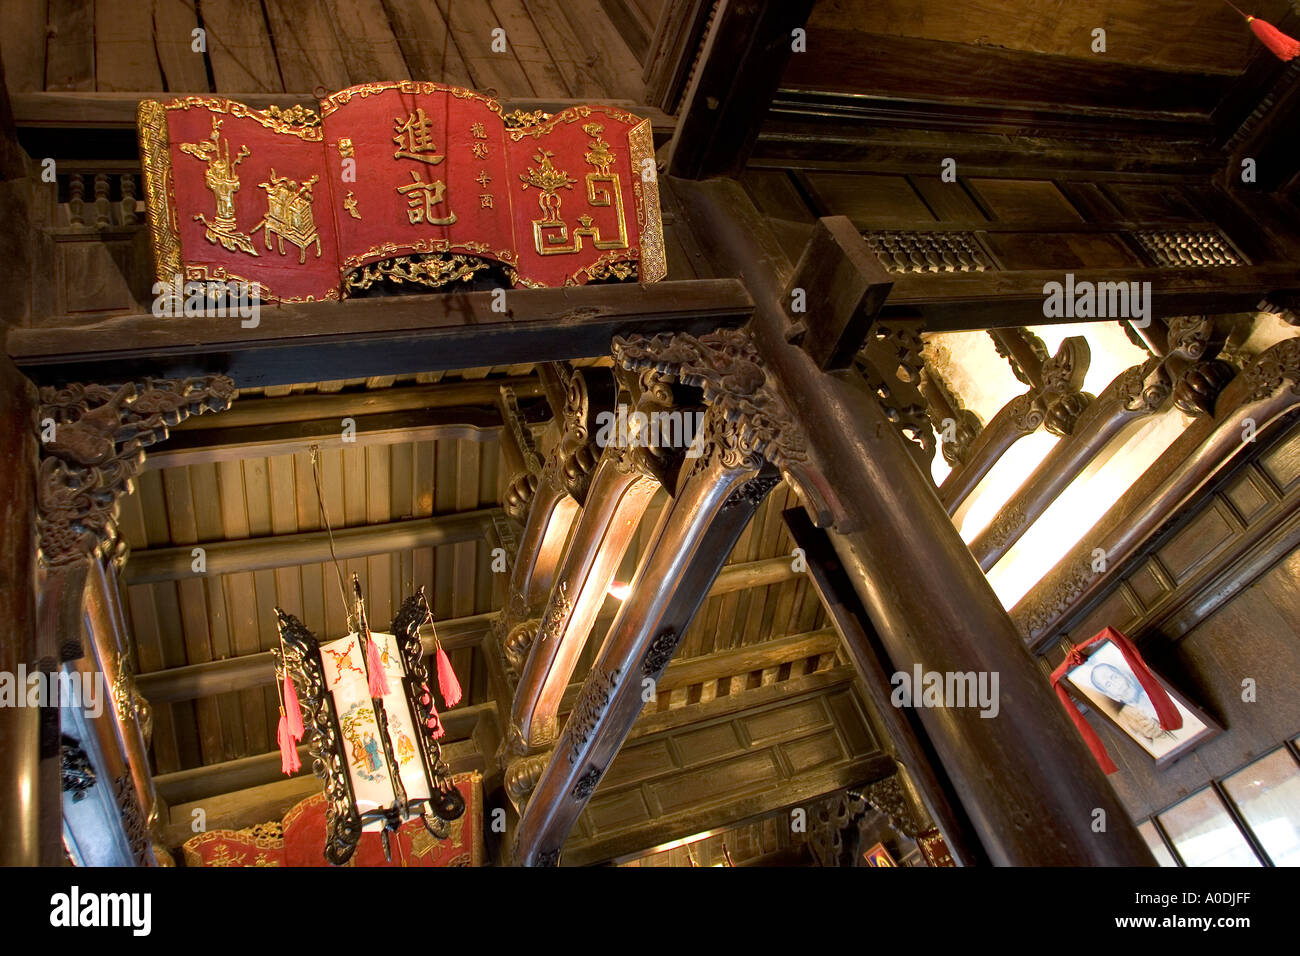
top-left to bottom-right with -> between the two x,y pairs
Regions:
8,280 -> 755,389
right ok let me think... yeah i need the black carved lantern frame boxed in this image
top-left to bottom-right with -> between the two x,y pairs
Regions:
272,587 -> 465,865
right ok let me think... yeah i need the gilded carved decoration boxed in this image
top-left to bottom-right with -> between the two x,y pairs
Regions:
343,253 -> 492,293
36,376 -> 236,568
112,772 -> 154,866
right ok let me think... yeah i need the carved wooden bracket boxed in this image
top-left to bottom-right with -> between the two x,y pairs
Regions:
36,376 -> 236,568
853,319 -> 935,467
782,217 -> 894,371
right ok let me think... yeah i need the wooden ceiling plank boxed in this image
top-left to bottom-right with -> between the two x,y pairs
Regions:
126,582 -> 182,775
452,438 -> 480,619
489,0 -> 569,98
325,0 -> 410,85
95,0 -> 164,91
44,0 -> 95,92
150,0 -> 211,93
432,439 -> 457,621
520,0 -> 604,99
199,0 -> 284,93
555,0 -> 645,102
382,0 -> 474,87
263,0 -> 351,93
0,0 -> 49,94
443,0 -> 534,97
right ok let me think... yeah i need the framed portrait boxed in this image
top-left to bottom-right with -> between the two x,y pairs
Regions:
1062,637 -> 1221,768
862,842 -> 896,867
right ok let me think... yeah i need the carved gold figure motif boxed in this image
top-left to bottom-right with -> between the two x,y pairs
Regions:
519,125 -> 628,256
393,109 -> 445,164
179,117 -> 259,257
397,170 -> 457,226
252,170 -> 322,264
344,191 -> 361,219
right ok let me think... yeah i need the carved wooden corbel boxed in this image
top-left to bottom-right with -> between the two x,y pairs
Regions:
36,376 -> 236,568
1163,315 -> 1236,417
853,318 -> 935,467
499,384 -> 544,523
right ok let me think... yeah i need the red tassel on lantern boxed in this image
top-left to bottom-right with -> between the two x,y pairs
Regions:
425,693 -> 445,740
435,644 -> 462,708
1248,16 -> 1300,61
364,633 -> 390,698
277,713 -> 301,775
282,673 -> 304,741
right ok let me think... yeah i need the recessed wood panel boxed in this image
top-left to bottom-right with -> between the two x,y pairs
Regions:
585,787 -> 652,832
803,172 -> 934,226
967,180 -> 1082,222
741,697 -> 828,745
648,750 -> 780,813
599,738 -> 677,789
1157,502 -> 1237,584
781,729 -> 845,774
983,231 -> 1139,270
674,722 -> 744,767
1224,468 -> 1274,525
1126,559 -> 1171,613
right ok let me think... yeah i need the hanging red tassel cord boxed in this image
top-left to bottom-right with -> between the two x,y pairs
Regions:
1223,1 -> 1300,61
364,631 -> 390,698
1050,627 -> 1183,774
435,641 -> 463,707
282,672 -> 304,740
1249,15 -> 1300,60
277,712 -> 301,774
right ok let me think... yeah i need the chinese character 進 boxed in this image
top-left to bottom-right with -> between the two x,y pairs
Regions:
396,170 -> 457,226
393,109 -> 445,164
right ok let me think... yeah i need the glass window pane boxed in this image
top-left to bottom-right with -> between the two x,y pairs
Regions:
1223,749 -> 1300,866
1158,788 -> 1261,867
1138,820 -> 1178,866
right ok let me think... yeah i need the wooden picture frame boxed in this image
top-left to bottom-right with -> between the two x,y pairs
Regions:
1062,637 -> 1222,769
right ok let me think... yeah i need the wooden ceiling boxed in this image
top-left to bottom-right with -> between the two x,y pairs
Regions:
814,0 -> 1292,74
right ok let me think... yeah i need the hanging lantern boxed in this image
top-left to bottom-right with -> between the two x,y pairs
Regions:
273,580 -> 464,865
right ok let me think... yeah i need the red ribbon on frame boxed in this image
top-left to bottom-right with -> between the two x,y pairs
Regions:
1050,627 -> 1182,774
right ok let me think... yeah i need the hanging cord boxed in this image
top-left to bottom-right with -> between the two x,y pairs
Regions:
310,445 -> 355,633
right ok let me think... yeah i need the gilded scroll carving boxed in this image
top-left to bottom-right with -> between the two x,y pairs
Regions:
36,377 -> 236,568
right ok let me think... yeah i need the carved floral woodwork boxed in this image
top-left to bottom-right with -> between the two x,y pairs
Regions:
863,231 -> 993,274
1038,336 -> 1093,437
1013,335 -> 1300,644
36,376 -> 236,568
1135,230 -> 1243,269
853,319 -> 935,467
1162,316 -> 1236,417
499,385 -> 544,523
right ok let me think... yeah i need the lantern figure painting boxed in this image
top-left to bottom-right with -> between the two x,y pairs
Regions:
273,578 -> 465,865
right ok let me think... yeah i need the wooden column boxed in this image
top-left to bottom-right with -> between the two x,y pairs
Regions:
675,177 -> 1155,865
33,374 -> 235,862
0,356 -> 42,864
513,402 -> 780,865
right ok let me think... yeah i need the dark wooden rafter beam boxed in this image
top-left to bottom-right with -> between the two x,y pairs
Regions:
881,265 -> 1300,332
135,555 -> 799,704
179,377 -> 546,430
782,507 -> 980,866
8,280 -> 754,389
135,612 -> 498,704
123,508 -> 500,584
147,406 -> 504,468
667,0 -> 816,179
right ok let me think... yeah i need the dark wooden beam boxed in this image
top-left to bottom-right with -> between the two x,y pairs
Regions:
782,31 -> 1232,121
124,508 -> 498,584
783,507 -> 981,866
135,612 -> 498,703
880,265 -> 1300,332
667,0 -> 815,179
146,406 -> 503,468
178,377 -> 545,430
153,702 -> 496,806
8,280 -> 754,389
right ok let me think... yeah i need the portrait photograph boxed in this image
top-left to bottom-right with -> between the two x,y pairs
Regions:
1064,639 -> 1221,767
